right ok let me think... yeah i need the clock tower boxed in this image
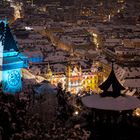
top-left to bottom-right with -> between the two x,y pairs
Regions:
0,20 -> 28,94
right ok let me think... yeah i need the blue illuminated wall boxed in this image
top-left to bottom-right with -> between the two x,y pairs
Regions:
29,56 -> 43,63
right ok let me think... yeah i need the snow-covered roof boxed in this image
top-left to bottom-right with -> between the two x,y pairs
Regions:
82,94 -> 140,111
124,79 -> 140,88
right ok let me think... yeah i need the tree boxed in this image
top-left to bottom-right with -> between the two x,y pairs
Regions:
56,83 -> 74,121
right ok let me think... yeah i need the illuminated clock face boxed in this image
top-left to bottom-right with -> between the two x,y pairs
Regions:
8,70 -> 20,87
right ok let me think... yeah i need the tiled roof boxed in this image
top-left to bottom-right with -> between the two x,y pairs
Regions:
0,21 -> 19,51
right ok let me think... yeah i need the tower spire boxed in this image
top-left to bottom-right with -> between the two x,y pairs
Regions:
46,63 -> 52,80
31,0 -> 34,7
79,65 -> 82,76
99,60 -> 125,97
47,62 -> 50,70
111,59 -> 115,70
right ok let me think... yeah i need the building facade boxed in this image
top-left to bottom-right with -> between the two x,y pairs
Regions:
46,64 -> 103,94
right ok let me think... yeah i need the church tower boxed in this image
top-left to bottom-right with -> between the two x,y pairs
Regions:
66,66 -> 72,92
0,20 -> 28,94
46,63 -> 52,81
